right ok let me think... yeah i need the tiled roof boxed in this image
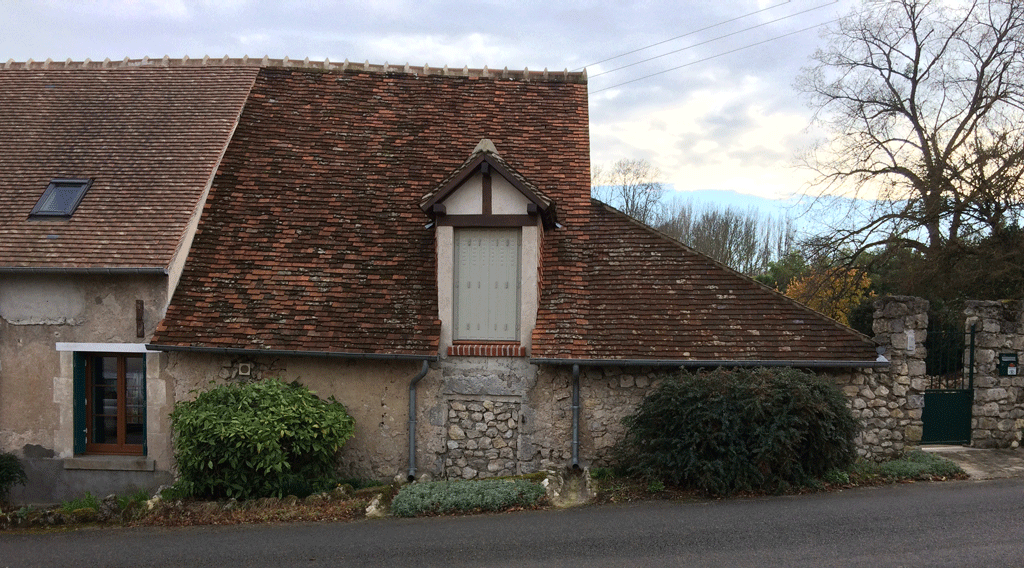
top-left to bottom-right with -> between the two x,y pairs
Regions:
0,66 -> 258,269
151,67 -> 590,356
531,201 -> 879,364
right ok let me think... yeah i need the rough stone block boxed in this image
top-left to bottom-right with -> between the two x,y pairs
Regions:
448,425 -> 466,440
907,361 -> 926,377
983,388 -> 1008,402
906,425 -> 923,442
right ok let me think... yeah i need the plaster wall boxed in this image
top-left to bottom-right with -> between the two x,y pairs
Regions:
0,273 -> 173,501
165,352 -> 432,480
442,172 -> 532,215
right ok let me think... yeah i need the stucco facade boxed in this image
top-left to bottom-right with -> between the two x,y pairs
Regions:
1,273 -> 176,502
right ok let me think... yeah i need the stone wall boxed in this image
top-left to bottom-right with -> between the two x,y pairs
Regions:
834,296 -> 928,460
443,399 -> 520,479
964,301 -> 1024,448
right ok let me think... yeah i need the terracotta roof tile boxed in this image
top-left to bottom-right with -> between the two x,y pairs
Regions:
151,67 -> 589,356
0,66 -> 259,269
531,201 -> 879,363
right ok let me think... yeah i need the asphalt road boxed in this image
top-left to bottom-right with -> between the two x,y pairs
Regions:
2,479 -> 1023,568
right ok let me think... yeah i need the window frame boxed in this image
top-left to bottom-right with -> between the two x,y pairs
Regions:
29,178 -> 93,219
69,351 -> 146,456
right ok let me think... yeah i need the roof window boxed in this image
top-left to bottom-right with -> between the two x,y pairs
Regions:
30,178 -> 92,219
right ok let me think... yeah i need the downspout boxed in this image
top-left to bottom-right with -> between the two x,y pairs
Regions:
572,364 -> 580,470
407,360 -> 430,482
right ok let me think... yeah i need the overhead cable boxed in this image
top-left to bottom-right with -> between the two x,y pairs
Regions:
574,0 -> 793,71
590,1 -> 837,78
591,19 -> 838,94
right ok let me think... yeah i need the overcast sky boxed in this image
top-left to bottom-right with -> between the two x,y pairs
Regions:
1,0 -> 860,201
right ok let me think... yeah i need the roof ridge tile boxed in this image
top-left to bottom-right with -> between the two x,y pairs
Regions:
2,57 -> 586,83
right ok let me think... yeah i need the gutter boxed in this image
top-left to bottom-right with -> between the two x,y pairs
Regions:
530,358 -> 889,369
0,267 -> 168,275
146,343 -> 439,362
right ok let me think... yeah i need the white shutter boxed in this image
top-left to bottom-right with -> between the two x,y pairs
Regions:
454,228 -> 521,341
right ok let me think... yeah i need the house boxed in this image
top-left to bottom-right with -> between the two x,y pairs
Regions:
1,58 -> 882,502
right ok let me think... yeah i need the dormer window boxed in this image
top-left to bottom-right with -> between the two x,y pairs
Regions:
30,178 -> 92,219
423,139 -> 555,357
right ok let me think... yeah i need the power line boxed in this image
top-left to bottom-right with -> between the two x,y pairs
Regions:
591,19 -> 838,94
574,1 -> 792,72
590,2 -> 837,79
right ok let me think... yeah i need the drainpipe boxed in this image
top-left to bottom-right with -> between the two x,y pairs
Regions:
572,364 -> 580,470
407,360 -> 430,482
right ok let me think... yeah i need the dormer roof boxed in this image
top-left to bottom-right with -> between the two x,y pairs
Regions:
420,139 -> 556,228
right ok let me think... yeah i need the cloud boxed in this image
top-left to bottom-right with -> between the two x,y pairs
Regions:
1,0 -> 860,200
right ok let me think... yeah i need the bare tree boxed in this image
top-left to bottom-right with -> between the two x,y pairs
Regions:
592,158 -> 666,225
657,200 -> 796,276
796,0 -> 1024,263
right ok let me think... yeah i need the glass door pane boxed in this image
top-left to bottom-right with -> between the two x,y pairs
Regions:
90,356 -> 119,444
125,356 -> 145,446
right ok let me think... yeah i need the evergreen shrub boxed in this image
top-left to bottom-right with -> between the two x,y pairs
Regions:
0,451 -> 27,507
170,378 -> 355,500
613,367 -> 858,495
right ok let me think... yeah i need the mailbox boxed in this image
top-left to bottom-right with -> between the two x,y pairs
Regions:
998,353 -> 1018,376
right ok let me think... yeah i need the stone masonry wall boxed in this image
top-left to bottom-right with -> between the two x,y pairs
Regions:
443,399 -> 521,479
964,300 -> 1024,448
835,296 -> 928,460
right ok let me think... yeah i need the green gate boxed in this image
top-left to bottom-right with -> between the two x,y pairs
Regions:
921,323 -> 975,444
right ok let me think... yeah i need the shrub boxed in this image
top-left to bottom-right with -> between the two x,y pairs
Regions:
613,367 -> 858,495
390,479 -> 546,517
170,378 -> 355,500
0,452 -> 28,507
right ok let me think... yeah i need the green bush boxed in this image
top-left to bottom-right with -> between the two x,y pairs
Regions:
170,378 -> 355,500
390,479 -> 546,517
0,451 -> 28,507
613,367 -> 859,495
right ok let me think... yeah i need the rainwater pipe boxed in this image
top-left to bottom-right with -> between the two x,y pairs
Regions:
407,360 -> 430,482
571,364 -> 580,470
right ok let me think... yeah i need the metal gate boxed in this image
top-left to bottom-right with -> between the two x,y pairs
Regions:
921,323 -> 976,444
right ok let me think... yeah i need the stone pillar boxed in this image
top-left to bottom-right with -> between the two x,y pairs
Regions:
849,296 -> 929,459
964,300 -> 1024,448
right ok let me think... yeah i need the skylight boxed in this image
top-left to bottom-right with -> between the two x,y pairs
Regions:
30,178 -> 92,219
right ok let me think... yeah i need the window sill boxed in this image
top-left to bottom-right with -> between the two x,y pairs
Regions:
448,343 -> 526,357
64,456 -> 155,472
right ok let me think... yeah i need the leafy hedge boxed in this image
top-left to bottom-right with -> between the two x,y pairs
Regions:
0,452 -> 27,508
613,367 -> 858,495
170,378 -> 355,500
390,479 -> 545,517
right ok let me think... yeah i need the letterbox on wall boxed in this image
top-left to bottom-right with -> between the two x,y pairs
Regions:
998,353 -> 1018,376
